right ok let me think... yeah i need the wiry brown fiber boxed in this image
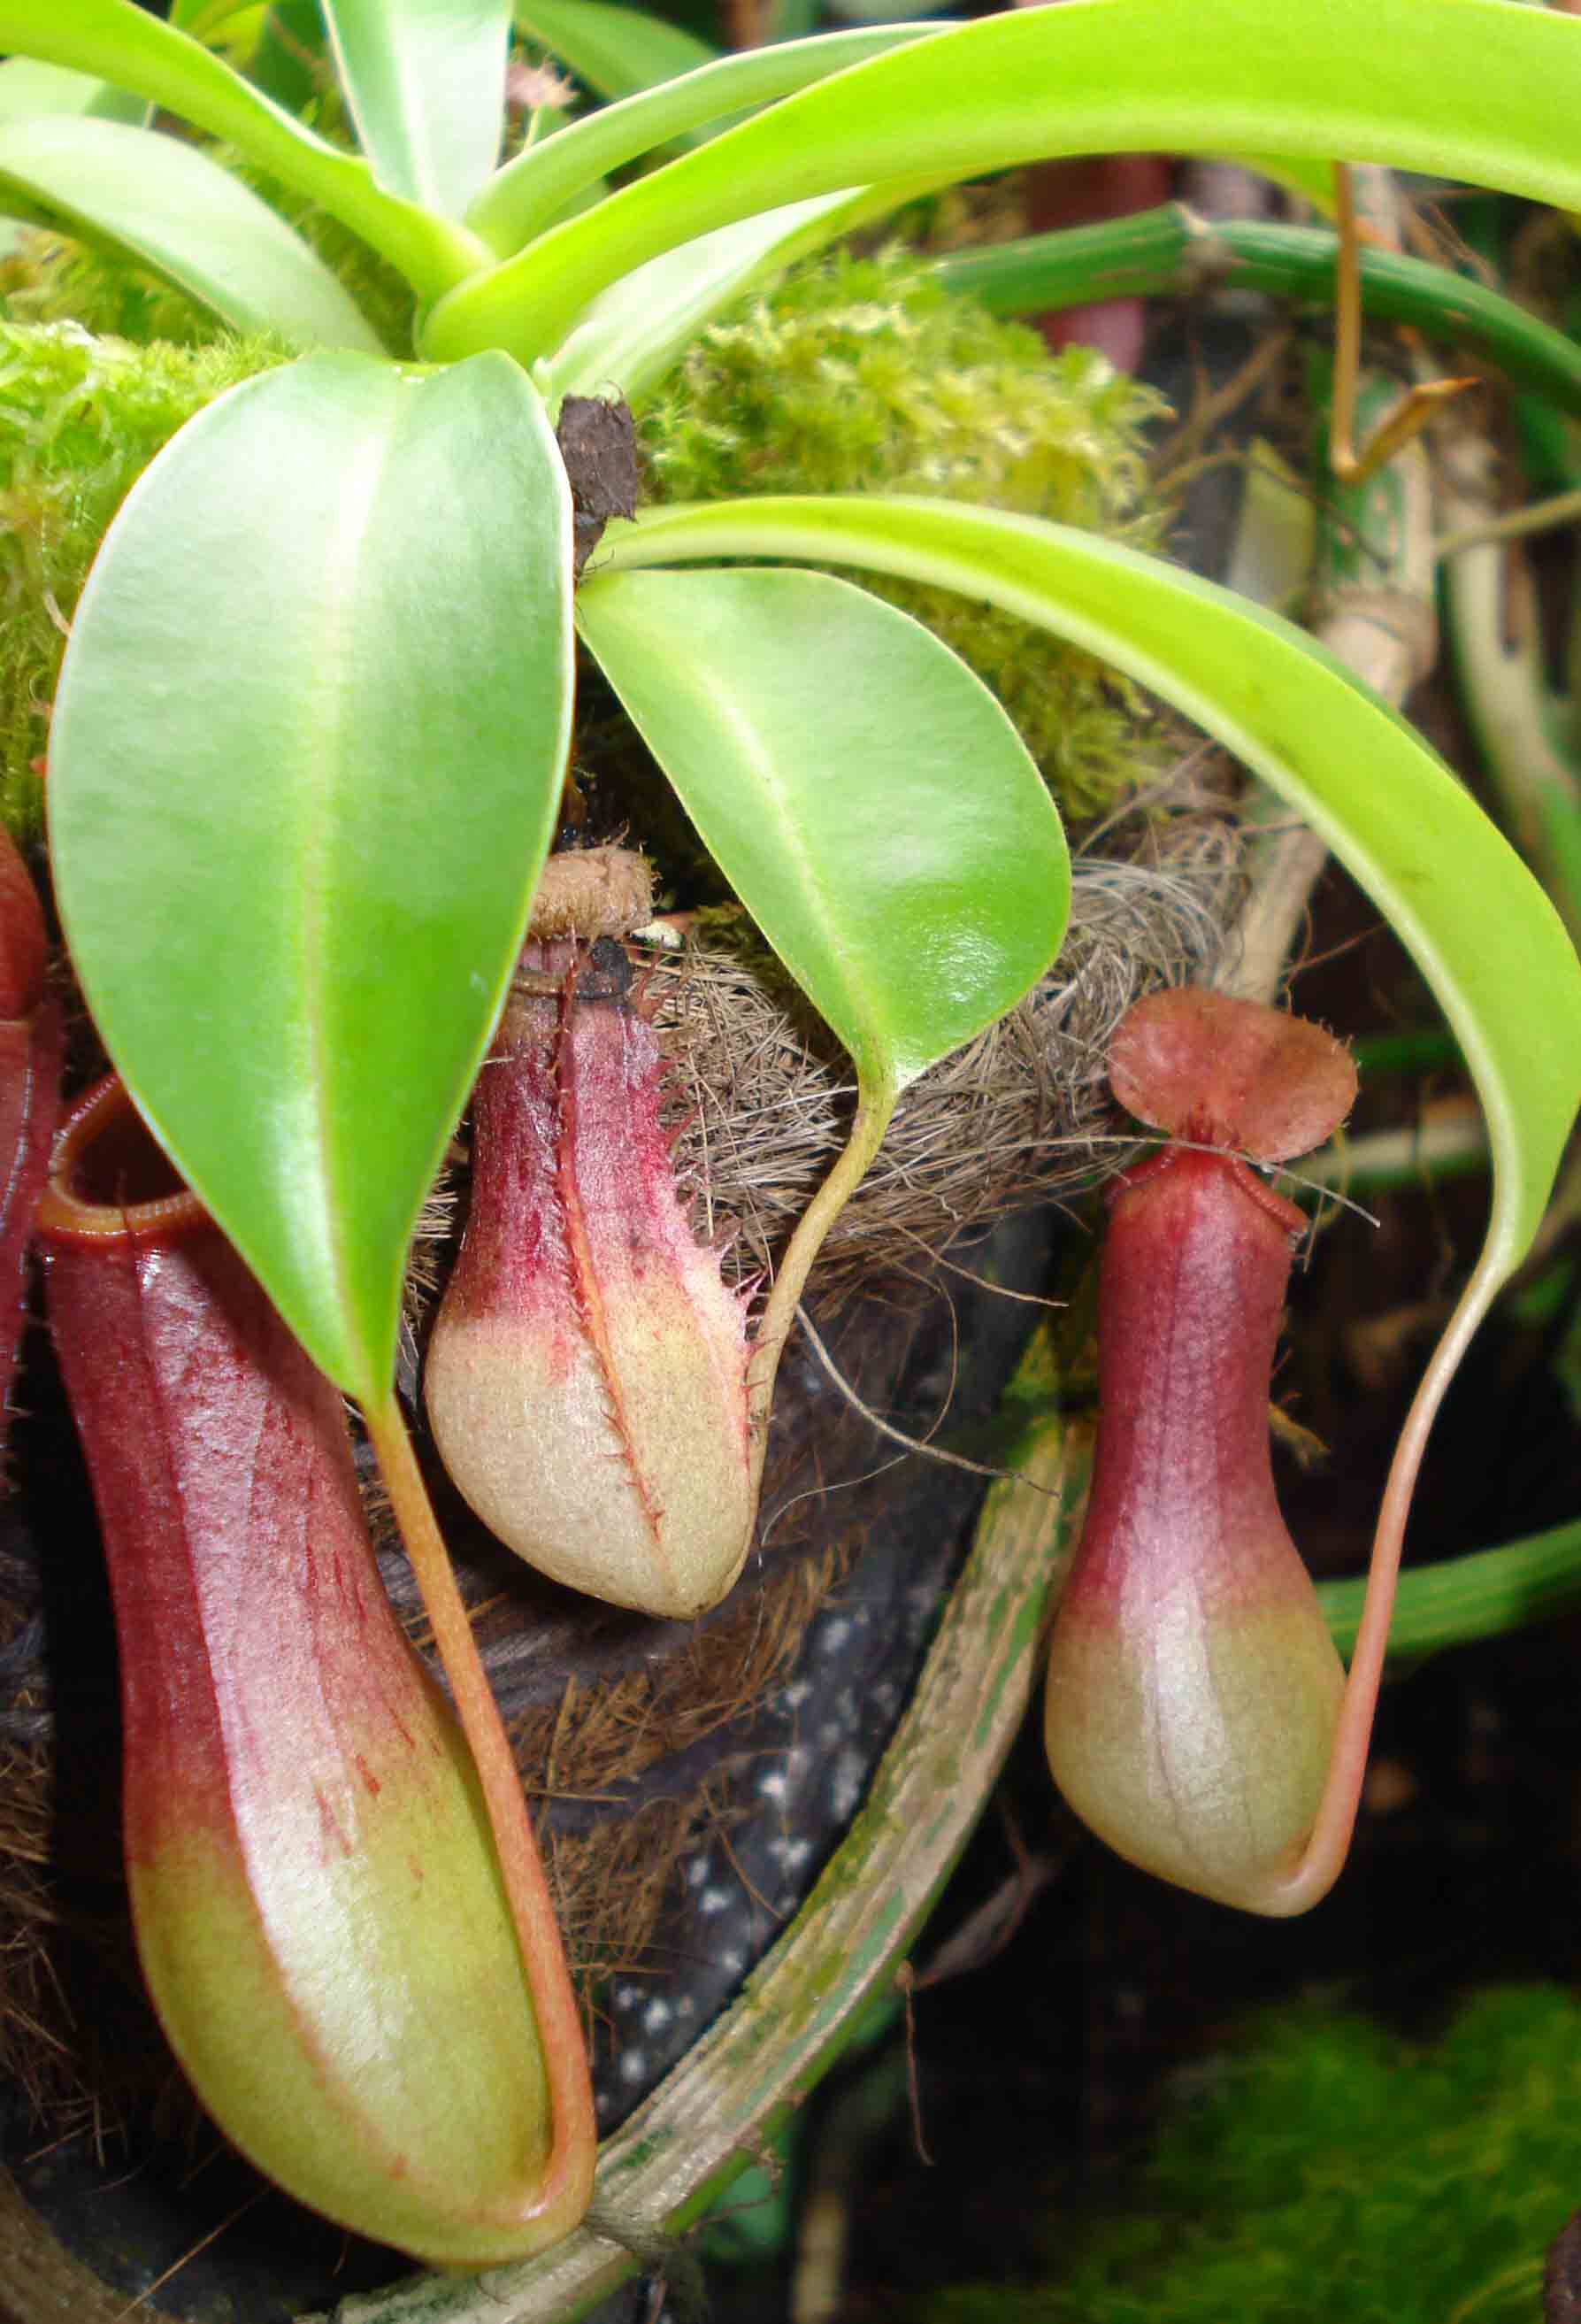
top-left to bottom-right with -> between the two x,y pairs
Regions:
647,812 -> 1240,1296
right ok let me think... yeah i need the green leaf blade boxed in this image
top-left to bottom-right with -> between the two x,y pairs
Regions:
600,496 -> 1581,1281
322,0 -> 512,219
0,56 -> 144,125
545,185 -> 918,404
0,114 -> 385,349
576,566 -> 1070,1088
0,0 -> 482,304
472,23 -> 939,256
49,350 -> 574,1402
424,0 -> 1581,366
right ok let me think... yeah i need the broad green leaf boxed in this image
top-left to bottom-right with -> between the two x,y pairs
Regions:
472,22 -> 940,254
322,0 -> 512,219
597,494 -> 1581,1281
575,566 -> 1069,1090
48,350 -> 574,1404
0,57 -> 144,125
0,115 -> 384,350
0,0 -> 483,303
516,0 -> 717,104
422,0 -> 1581,363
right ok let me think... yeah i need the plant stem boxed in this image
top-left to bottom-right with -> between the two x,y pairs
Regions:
932,204 -> 1581,419
1301,1114 -> 1490,1194
1438,436 -> 1581,952
362,1396 -> 596,2247
743,1079 -> 895,1481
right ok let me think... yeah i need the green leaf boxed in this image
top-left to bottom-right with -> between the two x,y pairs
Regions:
422,0 -> 1581,364
234,0 -> 329,113
0,0 -> 483,303
169,0 -> 265,35
0,114 -> 385,349
575,566 -> 1069,1090
516,0 -> 717,104
546,182 -> 925,403
471,22 -> 939,255
48,350 -> 574,1404
598,496 -> 1581,1284
321,0 -> 512,219
0,56 -> 144,125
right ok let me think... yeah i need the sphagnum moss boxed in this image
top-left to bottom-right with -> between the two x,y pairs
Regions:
0,320 -> 287,834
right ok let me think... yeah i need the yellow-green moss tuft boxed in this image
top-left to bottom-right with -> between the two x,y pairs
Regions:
0,227 -> 221,349
638,244 -> 1171,819
0,323 -> 286,835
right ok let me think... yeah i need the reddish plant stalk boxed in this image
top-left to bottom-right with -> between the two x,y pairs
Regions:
0,828 -> 61,1458
1044,990 -> 1357,1912
426,933 -> 753,1618
38,1077 -> 587,2264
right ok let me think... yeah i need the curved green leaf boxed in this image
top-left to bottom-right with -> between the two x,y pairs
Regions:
472,22 -> 940,255
48,350 -> 574,1404
421,0 -> 1581,364
546,181 -> 926,403
575,566 -> 1069,1090
0,57 -> 143,125
0,0 -> 483,302
322,0 -> 511,219
0,114 -> 384,349
596,497 -> 1581,1284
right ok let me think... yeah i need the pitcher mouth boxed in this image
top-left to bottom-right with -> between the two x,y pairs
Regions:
36,1074 -> 203,1247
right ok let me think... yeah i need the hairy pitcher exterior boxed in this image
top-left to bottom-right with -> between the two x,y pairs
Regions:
426,930 -> 754,1619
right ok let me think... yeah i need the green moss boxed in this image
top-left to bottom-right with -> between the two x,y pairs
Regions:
0,227 -> 221,349
638,245 -> 1171,819
0,323 -> 286,834
917,1987 -> 1581,2324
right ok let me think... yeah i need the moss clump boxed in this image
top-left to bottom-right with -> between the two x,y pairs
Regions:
917,1987 -> 1581,2324
638,245 -> 1170,820
0,227 -> 220,349
0,323 -> 286,834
